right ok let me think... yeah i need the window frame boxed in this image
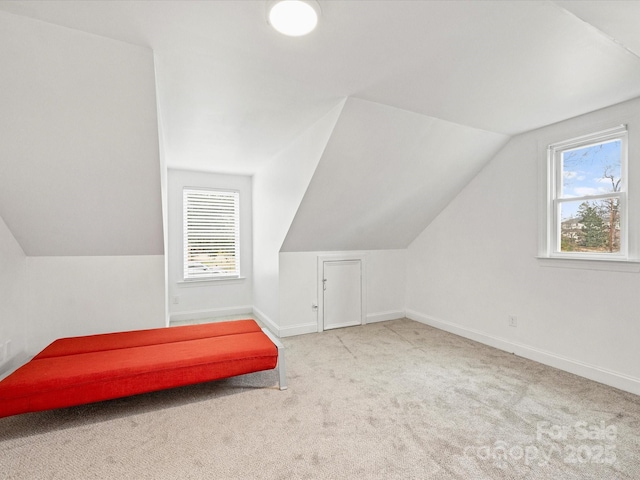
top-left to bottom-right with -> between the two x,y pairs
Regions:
182,187 -> 241,281
545,125 -> 629,261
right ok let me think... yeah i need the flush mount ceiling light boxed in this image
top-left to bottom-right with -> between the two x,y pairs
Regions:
268,0 -> 320,37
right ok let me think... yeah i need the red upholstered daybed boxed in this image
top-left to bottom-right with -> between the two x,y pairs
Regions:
0,319 -> 286,419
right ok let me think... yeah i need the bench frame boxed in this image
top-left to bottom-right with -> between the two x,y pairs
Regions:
262,328 -> 287,390
0,320 -> 287,418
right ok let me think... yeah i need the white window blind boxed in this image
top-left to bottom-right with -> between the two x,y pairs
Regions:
183,188 -> 240,279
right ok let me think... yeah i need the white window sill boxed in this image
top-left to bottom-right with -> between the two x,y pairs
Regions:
178,276 -> 246,287
536,256 -> 640,273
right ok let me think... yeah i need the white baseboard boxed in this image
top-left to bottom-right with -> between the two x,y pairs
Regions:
170,305 -> 253,323
261,310 -> 406,337
406,309 -> 640,396
366,310 -> 405,324
279,322 -> 318,338
252,306 -> 281,337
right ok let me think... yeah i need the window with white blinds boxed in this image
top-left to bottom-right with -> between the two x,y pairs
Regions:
183,188 -> 240,280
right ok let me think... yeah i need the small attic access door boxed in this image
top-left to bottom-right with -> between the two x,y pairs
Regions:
317,254 -> 366,332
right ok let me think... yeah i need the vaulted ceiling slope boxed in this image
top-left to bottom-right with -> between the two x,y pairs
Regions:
281,98 -> 509,251
1,1 -> 640,253
1,1 -> 639,175
0,12 -> 164,256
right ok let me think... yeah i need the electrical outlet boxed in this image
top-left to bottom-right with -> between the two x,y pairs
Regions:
509,315 -> 518,327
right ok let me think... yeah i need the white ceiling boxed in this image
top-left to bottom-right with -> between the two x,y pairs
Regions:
0,11 -> 164,256
1,0 -> 639,175
281,98 -> 509,251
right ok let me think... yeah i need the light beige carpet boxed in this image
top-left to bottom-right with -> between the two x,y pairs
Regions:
1,319 -> 639,479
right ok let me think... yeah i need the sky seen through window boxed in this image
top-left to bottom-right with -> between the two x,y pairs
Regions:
560,139 -> 621,220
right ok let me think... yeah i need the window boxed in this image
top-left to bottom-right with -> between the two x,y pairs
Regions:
183,188 -> 240,280
546,125 -> 628,260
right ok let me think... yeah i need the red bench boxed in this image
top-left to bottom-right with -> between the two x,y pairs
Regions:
0,319 -> 286,419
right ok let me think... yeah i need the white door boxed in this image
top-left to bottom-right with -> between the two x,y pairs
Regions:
323,260 -> 362,330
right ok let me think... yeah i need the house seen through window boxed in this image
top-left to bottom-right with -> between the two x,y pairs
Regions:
183,188 -> 240,279
548,125 -> 628,259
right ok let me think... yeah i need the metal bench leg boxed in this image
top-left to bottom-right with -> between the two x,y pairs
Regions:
262,328 -> 287,390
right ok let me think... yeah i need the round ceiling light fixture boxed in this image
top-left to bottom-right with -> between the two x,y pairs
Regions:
268,0 -> 320,37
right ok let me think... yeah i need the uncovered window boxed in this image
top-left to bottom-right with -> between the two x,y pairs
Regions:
183,188 -> 240,280
546,125 -> 628,260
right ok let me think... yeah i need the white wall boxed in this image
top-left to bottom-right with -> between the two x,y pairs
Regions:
282,97 -> 508,252
406,96 -> 640,395
1,222 -> 165,361
26,256 -> 165,354
252,101 -> 344,327
366,249 -> 407,321
167,169 -> 253,322
0,12 -> 167,357
278,250 -> 406,337
0,11 -> 163,257
0,215 -> 27,370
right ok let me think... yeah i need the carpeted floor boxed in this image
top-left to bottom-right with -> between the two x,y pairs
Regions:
1,318 -> 639,479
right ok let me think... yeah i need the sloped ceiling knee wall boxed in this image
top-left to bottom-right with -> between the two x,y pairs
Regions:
0,12 -> 163,256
